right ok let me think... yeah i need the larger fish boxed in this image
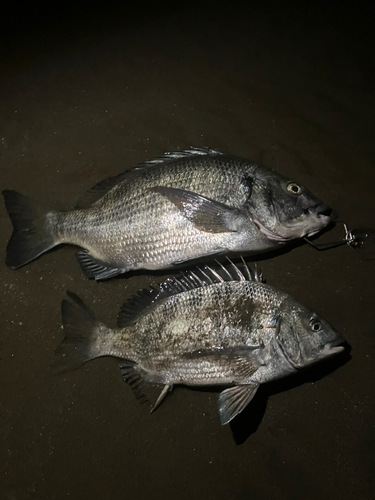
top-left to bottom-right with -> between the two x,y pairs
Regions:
54,260 -> 345,425
2,148 -> 332,279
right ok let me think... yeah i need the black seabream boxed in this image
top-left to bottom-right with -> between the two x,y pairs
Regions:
2,148 -> 332,279
54,260 -> 345,425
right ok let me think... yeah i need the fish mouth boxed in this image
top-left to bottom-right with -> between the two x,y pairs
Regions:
305,204 -> 333,235
252,205 -> 332,243
251,203 -> 333,242
322,336 -> 346,356
284,204 -> 333,238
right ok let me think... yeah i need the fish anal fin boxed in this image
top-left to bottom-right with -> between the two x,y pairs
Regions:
119,360 -> 149,404
218,383 -> 259,425
76,249 -> 122,280
149,186 -> 240,233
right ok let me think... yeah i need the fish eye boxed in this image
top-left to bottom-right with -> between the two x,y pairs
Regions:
287,182 -> 301,195
310,319 -> 322,332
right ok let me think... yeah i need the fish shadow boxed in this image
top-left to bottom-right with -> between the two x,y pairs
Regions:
229,345 -> 351,444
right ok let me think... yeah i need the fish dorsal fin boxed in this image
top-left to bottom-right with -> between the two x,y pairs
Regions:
75,171 -> 138,209
75,147 -> 223,209
117,259 -> 263,328
137,147 -> 223,166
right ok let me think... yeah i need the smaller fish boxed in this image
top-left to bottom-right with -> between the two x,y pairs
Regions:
54,260 -> 345,425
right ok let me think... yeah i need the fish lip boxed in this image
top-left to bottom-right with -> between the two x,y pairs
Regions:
325,345 -> 345,356
329,336 -> 345,347
323,337 -> 346,355
327,345 -> 345,355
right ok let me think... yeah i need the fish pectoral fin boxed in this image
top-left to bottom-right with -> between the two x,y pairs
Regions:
149,186 -> 241,233
76,249 -> 122,280
218,383 -> 260,425
150,384 -> 174,413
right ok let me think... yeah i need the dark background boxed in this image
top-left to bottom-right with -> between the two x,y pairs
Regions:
1,2 -> 374,499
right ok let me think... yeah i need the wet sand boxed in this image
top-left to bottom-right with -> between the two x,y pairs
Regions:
1,3 -> 374,499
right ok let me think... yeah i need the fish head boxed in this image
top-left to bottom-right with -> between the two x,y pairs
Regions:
247,168 -> 332,242
276,299 -> 345,369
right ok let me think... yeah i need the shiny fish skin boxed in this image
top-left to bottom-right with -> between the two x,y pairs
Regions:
2,148 -> 332,279
54,261 -> 345,425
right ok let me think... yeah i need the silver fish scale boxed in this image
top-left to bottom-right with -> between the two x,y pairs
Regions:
52,154 -> 256,270
118,280 -> 287,384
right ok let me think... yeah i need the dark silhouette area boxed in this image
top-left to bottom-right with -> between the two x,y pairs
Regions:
230,347 -> 351,444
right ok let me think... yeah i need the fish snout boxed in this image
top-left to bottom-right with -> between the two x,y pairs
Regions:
308,203 -> 333,220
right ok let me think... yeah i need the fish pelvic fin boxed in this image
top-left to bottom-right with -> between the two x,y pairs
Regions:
218,383 -> 260,425
53,291 -> 110,372
150,384 -> 173,413
2,190 -> 56,269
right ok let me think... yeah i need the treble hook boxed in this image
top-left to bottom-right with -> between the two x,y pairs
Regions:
304,223 -> 375,260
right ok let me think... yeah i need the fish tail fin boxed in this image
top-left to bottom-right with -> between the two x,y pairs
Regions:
53,291 -> 110,372
2,190 -> 56,269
